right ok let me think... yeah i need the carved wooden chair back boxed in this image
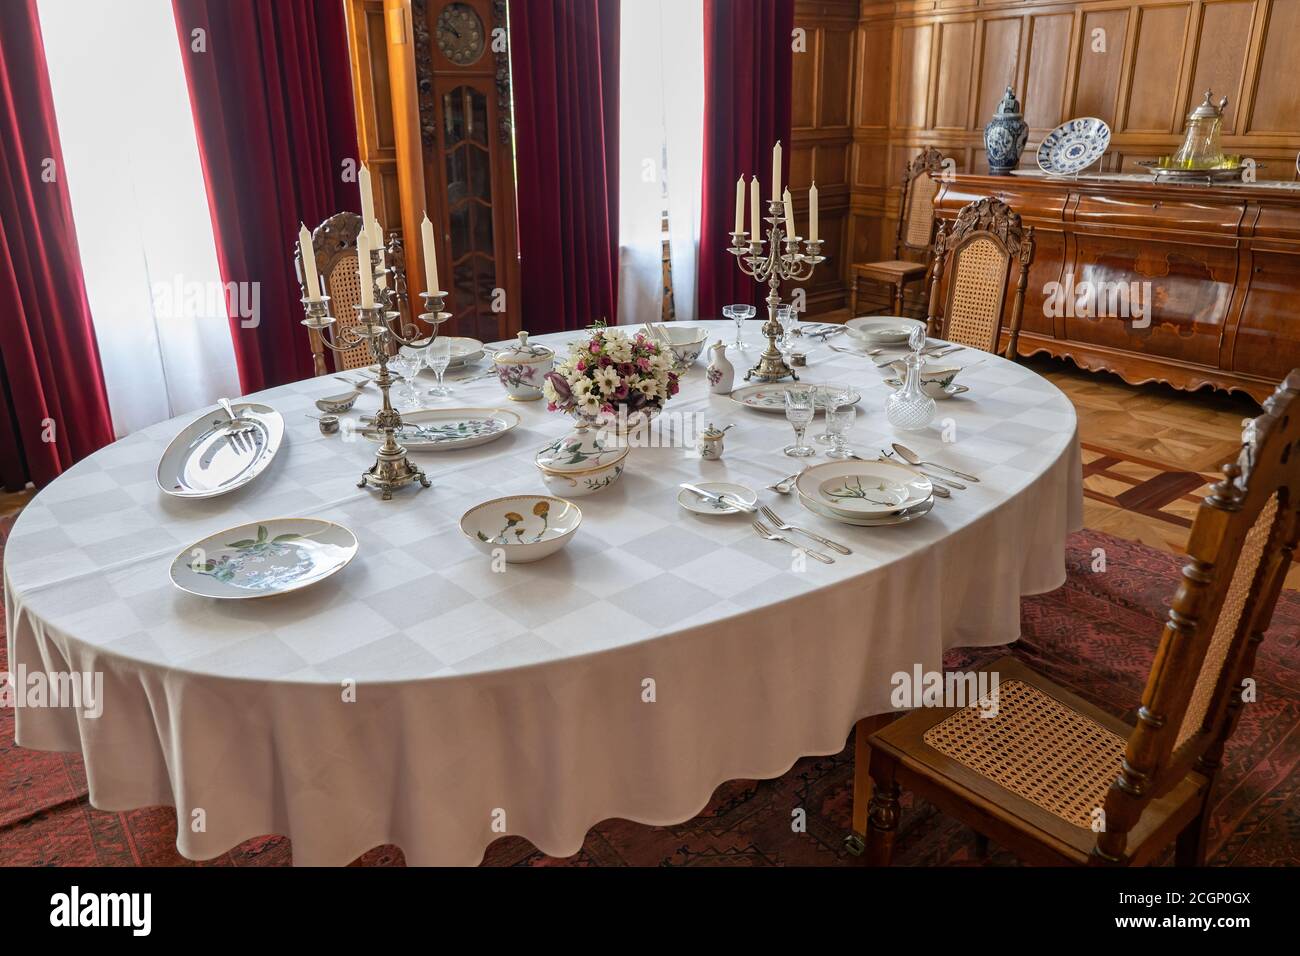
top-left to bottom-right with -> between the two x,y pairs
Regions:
896,147 -> 945,259
296,212 -> 373,374
1095,372 -> 1300,861
926,197 -> 1034,359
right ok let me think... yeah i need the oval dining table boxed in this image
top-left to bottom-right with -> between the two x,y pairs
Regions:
5,319 -> 1082,866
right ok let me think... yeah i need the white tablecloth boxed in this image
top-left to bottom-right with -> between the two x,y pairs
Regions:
5,320 -> 1081,865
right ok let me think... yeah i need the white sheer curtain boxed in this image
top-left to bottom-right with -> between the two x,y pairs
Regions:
38,0 -> 239,437
617,0 -> 704,326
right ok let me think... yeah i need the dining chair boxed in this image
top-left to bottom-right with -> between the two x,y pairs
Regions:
848,147 -> 946,319
296,213 -> 408,376
924,197 -> 1034,360
851,370 -> 1300,866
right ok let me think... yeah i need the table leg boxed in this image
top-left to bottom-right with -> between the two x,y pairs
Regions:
845,713 -> 894,856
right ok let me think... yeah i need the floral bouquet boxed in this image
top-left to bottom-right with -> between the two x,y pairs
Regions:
543,325 -> 679,429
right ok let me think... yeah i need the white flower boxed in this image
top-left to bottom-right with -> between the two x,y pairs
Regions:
571,377 -> 594,401
593,366 -> 620,395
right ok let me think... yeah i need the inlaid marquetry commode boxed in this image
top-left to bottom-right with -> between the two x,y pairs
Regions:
933,172 -> 1300,402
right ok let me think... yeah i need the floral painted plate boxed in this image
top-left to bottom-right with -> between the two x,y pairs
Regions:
170,518 -> 358,599
1036,117 -> 1110,176
795,459 -> 932,517
729,383 -> 861,414
157,402 -> 285,499
363,408 -> 520,450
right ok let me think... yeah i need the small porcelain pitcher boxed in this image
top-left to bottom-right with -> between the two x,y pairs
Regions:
706,340 -> 734,394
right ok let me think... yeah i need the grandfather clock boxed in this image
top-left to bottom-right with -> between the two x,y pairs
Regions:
411,0 -> 519,342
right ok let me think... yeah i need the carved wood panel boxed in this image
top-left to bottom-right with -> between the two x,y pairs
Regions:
806,0 -> 1300,318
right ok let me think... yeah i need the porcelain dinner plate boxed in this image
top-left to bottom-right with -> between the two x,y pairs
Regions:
1037,117 -> 1110,176
795,459 -> 931,518
156,402 -> 284,499
363,407 -> 519,450
170,518 -> 358,599
730,383 -> 861,413
799,491 -> 935,526
845,316 -> 927,345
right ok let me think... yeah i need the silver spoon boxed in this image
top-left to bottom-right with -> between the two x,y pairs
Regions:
768,472 -> 802,494
891,442 -> 980,482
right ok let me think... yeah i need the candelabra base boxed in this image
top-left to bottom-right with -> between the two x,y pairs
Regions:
357,447 -> 431,500
745,351 -> 798,383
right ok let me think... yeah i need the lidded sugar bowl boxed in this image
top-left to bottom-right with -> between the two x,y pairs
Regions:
534,426 -> 628,497
493,330 -> 554,401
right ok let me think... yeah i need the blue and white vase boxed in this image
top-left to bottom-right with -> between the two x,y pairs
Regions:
984,87 -> 1028,175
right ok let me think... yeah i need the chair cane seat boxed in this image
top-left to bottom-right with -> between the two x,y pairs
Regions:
854,260 -> 927,282
920,678 -> 1125,829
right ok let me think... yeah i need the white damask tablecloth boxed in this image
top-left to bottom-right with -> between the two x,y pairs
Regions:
5,320 -> 1081,865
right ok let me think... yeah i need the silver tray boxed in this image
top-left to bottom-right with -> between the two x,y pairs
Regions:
156,402 -> 284,499
1136,162 -> 1249,183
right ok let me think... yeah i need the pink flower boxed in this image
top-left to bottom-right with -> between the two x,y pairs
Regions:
547,402 -> 558,411
636,357 -> 651,371
599,356 -> 612,367
576,359 -> 586,372
601,402 -> 614,415
589,342 -> 600,354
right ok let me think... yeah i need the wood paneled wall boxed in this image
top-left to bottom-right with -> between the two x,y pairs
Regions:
790,0 -> 1300,314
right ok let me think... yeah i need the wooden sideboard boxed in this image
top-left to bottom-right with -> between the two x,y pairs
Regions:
933,173 -> 1300,401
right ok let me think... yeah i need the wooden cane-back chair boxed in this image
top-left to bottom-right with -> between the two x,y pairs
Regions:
848,147 -> 946,318
925,197 -> 1034,360
296,212 -> 373,375
857,372 -> 1300,866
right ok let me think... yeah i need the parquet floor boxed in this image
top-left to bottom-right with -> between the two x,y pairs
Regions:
1,356 -> 1293,587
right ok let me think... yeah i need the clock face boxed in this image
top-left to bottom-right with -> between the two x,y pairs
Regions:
436,3 -> 485,67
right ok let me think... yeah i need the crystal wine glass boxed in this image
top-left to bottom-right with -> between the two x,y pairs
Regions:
783,384 -> 816,457
825,403 -> 856,459
424,337 -> 452,399
814,383 -> 851,444
392,346 -> 423,409
723,303 -> 756,350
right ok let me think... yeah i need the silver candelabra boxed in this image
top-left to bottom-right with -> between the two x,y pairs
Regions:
728,198 -> 824,382
299,242 -> 450,499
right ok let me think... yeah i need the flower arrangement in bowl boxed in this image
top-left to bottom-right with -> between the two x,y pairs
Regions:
543,323 -> 680,434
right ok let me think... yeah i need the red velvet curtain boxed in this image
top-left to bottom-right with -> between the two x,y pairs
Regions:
697,0 -> 794,320
172,0 -> 360,392
510,0 -> 619,333
0,0 -> 116,490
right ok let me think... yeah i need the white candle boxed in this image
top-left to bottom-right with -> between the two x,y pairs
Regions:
359,164 -> 376,231
421,212 -> 440,293
734,176 -> 745,234
356,230 -> 374,308
809,182 -> 819,242
783,188 -> 796,238
771,141 -> 782,203
749,177 -> 761,244
298,223 -> 320,301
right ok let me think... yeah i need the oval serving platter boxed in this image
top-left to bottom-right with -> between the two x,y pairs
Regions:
363,407 -> 520,450
729,383 -> 861,414
169,518 -> 358,599
156,402 -> 285,499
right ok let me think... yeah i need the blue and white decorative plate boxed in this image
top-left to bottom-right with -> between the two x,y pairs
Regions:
1036,118 -> 1111,176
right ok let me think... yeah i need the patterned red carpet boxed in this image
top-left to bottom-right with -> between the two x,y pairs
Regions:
3,516 -> 1298,867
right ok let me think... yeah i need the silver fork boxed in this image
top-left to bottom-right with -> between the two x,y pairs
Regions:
759,505 -> 852,555
217,398 -> 258,453
751,518 -> 835,564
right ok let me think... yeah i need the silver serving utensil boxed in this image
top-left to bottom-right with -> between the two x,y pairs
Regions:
880,450 -> 966,489
768,472 -> 801,494
758,505 -> 852,554
216,398 -> 258,452
751,518 -> 835,564
828,343 -> 885,357
891,442 -> 981,482
680,483 -> 755,513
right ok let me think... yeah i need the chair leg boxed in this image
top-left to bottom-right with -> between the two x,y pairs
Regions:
893,281 -> 904,317
849,275 -> 859,319
1175,796 -> 1212,866
845,714 -> 891,856
864,750 -> 902,866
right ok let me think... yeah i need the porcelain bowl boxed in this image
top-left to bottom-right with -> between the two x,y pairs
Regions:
661,325 -> 709,368
534,432 -> 629,498
845,316 -> 927,345
460,495 -> 582,563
